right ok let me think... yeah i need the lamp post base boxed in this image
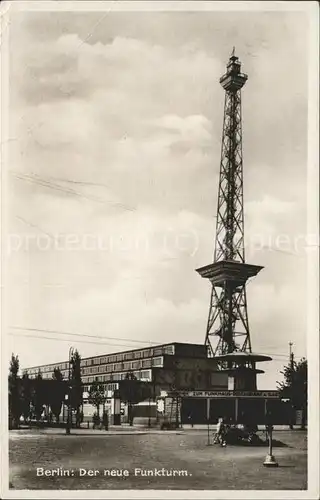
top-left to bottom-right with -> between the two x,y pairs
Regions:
263,454 -> 278,467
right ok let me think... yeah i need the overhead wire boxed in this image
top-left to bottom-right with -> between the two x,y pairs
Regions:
15,215 -> 56,240
10,325 -> 161,346
8,332 -> 155,350
8,326 -> 305,359
10,170 -> 136,212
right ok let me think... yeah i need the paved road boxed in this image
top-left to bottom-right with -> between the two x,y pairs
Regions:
9,429 -> 307,490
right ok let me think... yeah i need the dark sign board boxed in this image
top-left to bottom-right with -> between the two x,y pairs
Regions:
168,390 -> 279,399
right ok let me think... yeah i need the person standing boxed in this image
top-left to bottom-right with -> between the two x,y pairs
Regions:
214,417 -> 227,446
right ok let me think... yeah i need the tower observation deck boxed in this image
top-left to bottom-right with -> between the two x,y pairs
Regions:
196,50 -> 271,390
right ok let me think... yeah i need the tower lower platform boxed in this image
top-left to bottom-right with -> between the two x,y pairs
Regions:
213,352 -> 272,391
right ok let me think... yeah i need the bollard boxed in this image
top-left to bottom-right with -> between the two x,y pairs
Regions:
263,425 -> 278,467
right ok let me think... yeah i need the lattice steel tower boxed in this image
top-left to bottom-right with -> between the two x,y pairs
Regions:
196,50 -> 263,360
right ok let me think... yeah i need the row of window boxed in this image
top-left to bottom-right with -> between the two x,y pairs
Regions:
27,361 -> 158,380
82,383 -> 119,393
26,345 -> 173,376
28,369 -> 152,384
31,370 -> 69,380
82,370 -> 152,384
83,399 -> 112,405
80,345 -> 174,367
81,356 -> 163,375
27,362 -> 68,375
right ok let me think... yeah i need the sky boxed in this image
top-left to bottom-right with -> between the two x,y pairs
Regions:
4,5 -> 311,389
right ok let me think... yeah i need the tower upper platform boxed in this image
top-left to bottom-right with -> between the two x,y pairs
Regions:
220,50 -> 248,92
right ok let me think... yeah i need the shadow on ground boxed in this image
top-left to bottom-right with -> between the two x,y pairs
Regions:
223,437 -> 288,448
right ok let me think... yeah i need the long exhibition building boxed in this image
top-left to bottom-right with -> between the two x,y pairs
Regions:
25,342 -> 231,423
25,342 -> 227,392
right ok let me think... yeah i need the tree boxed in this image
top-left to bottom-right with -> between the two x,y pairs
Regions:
88,379 -> 106,424
70,350 -> 83,427
20,372 -> 32,424
8,354 -> 21,429
50,367 -> 65,423
124,371 -> 137,426
277,358 -> 307,429
31,370 -> 45,423
120,372 -> 153,426
53,366 -> 63,381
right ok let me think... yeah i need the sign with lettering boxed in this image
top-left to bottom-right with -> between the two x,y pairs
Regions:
167,390 -> 279,399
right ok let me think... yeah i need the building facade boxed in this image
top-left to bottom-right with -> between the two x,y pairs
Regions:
25,342 -> 229,419
25,342 -> 229,423
24,342 -> 290,425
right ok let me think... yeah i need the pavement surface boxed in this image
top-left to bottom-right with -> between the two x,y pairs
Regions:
9,428 -> 307,491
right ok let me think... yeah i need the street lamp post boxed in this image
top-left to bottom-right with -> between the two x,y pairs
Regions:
148,382 -> 151,428
148,396 -> 151,428
153,380 -> 158,425
148,377 -> 154,428
66,347 -> 74,436
206,398 -> 211,446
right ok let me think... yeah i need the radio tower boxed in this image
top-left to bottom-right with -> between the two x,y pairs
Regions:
196,50 -> 266,380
